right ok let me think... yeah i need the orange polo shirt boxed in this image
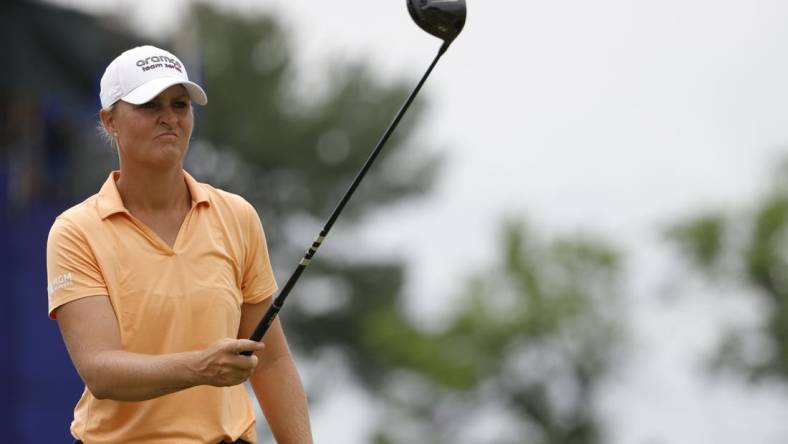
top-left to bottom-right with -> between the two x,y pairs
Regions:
46,170 -> 278,444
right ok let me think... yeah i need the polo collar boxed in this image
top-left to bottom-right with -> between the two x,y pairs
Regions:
97,170 -> 210,220
183,170 -> 210,207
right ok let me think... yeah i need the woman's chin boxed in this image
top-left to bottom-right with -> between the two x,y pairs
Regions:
138,150 -> 185,169
120,142 -> 189,170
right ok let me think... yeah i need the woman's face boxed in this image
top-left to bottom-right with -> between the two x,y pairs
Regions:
102,85 -> 194,169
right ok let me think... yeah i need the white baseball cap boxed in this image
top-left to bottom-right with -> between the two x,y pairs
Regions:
99,45 -> 208,109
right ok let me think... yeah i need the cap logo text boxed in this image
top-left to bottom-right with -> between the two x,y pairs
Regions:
135,55 -> 183,73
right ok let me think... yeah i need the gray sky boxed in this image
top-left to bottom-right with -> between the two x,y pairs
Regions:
50,0 -> 788,442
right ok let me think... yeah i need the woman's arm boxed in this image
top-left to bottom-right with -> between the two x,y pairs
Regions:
239,299 -> 313,444
56,295 -> 264,401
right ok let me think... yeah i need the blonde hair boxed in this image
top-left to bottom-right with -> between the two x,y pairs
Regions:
97,104 -> 121,166
97,103 -> 120,152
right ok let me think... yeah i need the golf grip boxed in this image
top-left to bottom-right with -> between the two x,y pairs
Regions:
242,42 -> 451,354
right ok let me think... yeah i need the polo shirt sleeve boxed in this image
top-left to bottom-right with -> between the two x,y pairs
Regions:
241,203 -> 278,304
46,216 -> 109,319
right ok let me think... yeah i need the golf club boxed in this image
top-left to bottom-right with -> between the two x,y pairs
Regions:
244,0 -> 467,352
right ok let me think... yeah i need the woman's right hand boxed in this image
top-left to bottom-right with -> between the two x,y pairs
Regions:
191,338 -> 266,387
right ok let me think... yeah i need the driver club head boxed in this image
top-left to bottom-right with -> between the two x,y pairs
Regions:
407,0 -> 466,44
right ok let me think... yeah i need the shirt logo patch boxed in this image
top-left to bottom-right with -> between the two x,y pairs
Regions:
48,272 -> 74,295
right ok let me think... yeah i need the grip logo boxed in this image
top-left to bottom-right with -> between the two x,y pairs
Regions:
48,272 -> 74,295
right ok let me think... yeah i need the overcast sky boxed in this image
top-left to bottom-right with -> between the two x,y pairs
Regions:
50,1 -> 788,442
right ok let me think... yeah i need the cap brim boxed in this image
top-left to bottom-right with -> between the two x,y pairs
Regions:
121,77 -> 208,106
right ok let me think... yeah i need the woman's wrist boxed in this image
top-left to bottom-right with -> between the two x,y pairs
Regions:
181,349 -> 207,387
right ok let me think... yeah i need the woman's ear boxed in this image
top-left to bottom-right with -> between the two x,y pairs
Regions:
99,107 -> 117,136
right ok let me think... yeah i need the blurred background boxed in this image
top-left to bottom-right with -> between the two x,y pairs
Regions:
5,0 -> 788,442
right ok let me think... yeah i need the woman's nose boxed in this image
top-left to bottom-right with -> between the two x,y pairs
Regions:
159,106 -> 178,126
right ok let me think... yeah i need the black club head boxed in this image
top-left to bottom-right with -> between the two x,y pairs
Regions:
407,0 -> 467,44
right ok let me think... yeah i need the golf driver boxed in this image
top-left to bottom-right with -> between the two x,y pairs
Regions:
244,0 -> 467,351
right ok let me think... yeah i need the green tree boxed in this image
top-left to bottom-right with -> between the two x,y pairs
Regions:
668,160 -> 788,379
362,220 -> 624,444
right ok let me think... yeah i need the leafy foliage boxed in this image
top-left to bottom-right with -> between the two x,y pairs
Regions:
361,220 -> 623,443
669,161 -> 788,379
666,214 -> 725,271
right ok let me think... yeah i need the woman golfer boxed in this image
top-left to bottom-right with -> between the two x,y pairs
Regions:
46,45 -> 312,443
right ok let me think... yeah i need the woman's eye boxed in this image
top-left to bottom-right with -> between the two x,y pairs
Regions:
139,102 -> 156,109
174,101 -> 188,108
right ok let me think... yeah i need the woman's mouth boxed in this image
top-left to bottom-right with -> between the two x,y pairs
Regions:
156,132 -> 178,140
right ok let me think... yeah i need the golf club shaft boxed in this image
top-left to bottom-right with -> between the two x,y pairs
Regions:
243,42 -> 451,350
